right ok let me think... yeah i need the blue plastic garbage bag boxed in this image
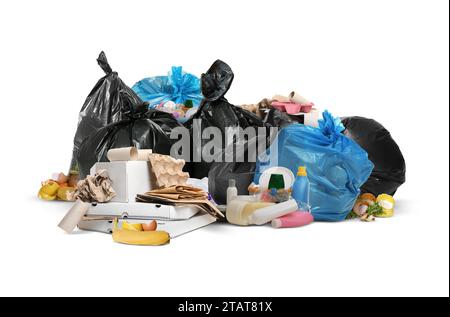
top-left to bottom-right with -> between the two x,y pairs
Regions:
254,111 -> 374,221
132,66 -> 202,108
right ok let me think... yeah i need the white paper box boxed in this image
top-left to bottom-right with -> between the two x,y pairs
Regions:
87,202 -> 200,220
90,161 -> 152,203
78,213 -> 216,238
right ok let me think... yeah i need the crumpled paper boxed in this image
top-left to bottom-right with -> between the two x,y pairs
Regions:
68,170 -> 116,203
240,98 -> 272,118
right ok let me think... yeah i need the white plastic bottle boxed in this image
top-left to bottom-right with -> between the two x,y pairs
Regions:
226,199 -> 299,226
226,179 -> 238,206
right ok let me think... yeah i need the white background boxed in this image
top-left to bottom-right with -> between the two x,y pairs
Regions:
0,0 -> 448,297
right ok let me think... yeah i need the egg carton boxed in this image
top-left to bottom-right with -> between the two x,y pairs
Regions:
148,154 -> 189,188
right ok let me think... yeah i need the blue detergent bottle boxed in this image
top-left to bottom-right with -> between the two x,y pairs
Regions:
291,166 -> 310,211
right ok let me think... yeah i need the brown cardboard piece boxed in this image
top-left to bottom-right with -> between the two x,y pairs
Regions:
148,154 -> 189,188
137,186 -> 224,218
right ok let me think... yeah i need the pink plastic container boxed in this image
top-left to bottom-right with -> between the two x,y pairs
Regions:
270,101 -> 287,112
300,104 -> 313,113
271,101 -> 314,114
284,103 -> 302,114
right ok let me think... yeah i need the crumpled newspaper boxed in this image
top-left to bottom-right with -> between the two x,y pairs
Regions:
68,170 -> 116,203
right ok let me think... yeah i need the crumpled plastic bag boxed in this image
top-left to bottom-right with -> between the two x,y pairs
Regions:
70,51 -> 142,173
184,60 -> 271,179
77,103 -> 180,179
254,111 -> 374,221
132,66 -> 203,108
341,116 -> 406,196
68,170 -> 116,203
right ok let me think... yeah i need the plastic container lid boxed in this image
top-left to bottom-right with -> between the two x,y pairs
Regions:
297,166 -> 307,176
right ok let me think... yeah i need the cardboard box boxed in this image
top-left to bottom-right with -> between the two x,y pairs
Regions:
90,161 -> 152,203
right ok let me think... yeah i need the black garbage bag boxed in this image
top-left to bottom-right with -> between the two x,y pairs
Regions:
77,102 -> 179,179
184,60 -> 270,179
263,108 -> 294,128
208,134 -> 270,205
139,106 -> 183,138
341,116 -> 406,196
70,51 -> 143,173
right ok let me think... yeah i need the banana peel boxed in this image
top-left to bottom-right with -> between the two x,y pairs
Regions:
112,219 -> 169,246
56,186 -> 76,201
38,180 -> 76,201
122,221 -> 144,232
38,181 -> 60,201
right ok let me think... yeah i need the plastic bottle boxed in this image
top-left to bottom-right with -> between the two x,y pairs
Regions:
226,179 -> 238,206
291,166 -> 310,211
226,199 -> 298,226
272,211 -> 314,228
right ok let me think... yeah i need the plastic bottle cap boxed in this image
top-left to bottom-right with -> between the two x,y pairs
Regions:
268,174 -> 285,190
297,166 -> 307,176
229,179 -> 236,187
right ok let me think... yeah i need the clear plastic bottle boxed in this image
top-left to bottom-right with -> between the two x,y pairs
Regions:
226,179 -> 238,206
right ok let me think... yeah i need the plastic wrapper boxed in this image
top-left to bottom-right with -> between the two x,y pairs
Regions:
70,51 -> 142,173
77,103 -> 179,179
184,60 -> 270,179
341,116 -> 406,196
254,111 -> 374,222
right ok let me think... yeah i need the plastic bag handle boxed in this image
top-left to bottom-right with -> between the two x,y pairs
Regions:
97,51 -> 113,74
201,60 -> 234,102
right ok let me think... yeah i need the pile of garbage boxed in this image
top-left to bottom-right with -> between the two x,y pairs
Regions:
39,51 -> 406,246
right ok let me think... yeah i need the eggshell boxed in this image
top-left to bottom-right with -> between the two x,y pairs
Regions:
142,220 -> 157,231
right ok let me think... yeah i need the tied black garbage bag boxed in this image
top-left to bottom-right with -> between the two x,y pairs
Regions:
184,60 -> 270,179
341,116 -> 406,196
146,108 -> 183,137
77,102 -> 178,179
70,51 -> 143,173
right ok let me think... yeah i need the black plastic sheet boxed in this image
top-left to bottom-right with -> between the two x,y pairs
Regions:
70,51 -> 143,173
77,103 -> 180,179
342,116 -> 406,196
